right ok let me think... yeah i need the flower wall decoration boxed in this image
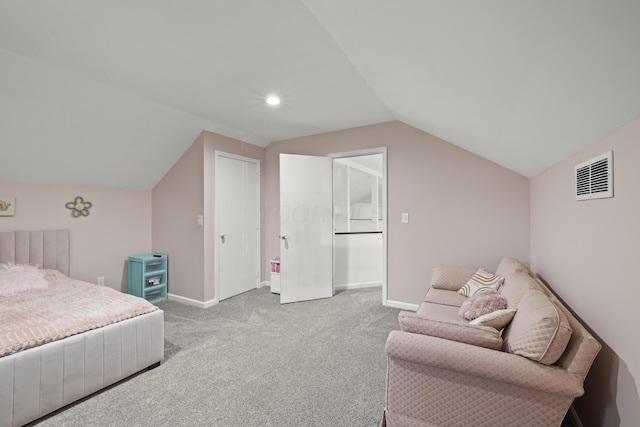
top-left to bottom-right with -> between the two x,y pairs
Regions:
65,196 -> 92,217
0,195 -> 15,216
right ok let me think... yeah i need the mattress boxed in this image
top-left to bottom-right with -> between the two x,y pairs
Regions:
0,269 -> 158,357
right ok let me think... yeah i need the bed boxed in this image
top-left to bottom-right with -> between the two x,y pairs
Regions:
0,230 -> 164,427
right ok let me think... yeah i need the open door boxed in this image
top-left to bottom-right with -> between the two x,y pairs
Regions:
279,153 -> 333,304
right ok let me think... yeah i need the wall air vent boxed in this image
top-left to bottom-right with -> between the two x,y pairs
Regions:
575,151 -> 613,200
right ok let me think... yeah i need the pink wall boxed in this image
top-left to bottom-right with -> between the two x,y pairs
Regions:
530,118 -> 640,427
153,122 -> 528,306
0,181 -> 151,291
152,131 -> 264,303
265,121 -> 530,304
152,134 -> 206,301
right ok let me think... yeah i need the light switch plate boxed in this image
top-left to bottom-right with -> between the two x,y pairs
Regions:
401,213 -> 409,224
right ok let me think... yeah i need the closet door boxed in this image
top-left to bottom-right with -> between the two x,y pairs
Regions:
216,152 -> 260,301
279,154 -> 333,304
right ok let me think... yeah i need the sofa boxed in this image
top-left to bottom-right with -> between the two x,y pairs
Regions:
381,257 -> 601,427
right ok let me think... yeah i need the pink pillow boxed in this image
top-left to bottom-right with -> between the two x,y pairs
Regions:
458,289 -> 508,321
0,263 -> 50,297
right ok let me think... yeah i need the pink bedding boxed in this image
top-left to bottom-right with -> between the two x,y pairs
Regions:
0,269 -> 158,357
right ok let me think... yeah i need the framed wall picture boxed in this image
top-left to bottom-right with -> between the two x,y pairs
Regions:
0,195 -> 15,216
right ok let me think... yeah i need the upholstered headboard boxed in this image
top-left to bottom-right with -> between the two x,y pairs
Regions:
0,230 -> 70,275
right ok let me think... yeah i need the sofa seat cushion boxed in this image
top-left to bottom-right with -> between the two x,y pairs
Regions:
424,287 -> 468,307
399,311 -> 503,350
417,300 -> 463,322
502,289 -> 573,365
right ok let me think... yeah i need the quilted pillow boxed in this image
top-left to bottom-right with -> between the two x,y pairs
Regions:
470,308 -> 517,330
458,289 -> 508,321
430,265 -> 477,291
502,289 -> 572,365
457,268 -> 503,297
0,263 -> 50,296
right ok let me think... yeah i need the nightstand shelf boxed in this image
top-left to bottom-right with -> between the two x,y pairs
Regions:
128,253 -> 168,304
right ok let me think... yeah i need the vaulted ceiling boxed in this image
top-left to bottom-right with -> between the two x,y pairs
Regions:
1,1 -> 639,190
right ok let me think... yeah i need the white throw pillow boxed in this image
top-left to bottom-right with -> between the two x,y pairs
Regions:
470,308 -> 517,330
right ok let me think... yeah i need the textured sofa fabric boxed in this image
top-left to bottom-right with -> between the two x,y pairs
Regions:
399,311 -> 503,350
383,257 -> 601,427
502,289 -> 573,365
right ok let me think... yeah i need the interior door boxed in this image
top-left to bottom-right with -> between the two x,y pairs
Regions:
279,153 -> 333,304
216,152 -> 260,301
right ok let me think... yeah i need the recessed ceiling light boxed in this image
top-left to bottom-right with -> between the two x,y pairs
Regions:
266,95 -> 281,106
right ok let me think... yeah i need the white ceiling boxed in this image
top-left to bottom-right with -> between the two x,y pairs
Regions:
1,1 -> 639,190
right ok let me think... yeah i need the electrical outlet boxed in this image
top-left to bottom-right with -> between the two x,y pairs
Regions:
97,276 -> 105,286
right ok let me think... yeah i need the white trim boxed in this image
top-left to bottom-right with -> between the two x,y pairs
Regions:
328,147 -> 388,307
334,157 -> 383,178
214,150 -> 261,302
335,282 -> 382,291
385,300 -> 419,311
168,292 -> 218,309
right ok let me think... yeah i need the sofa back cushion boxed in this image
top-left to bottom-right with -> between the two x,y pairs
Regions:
495,257 -> 525,278
424,287 -> 468,307
502,289 -> 573,365
499,272 -> 539,309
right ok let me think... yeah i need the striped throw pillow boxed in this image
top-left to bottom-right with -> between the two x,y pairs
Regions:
457,268 -> 503,297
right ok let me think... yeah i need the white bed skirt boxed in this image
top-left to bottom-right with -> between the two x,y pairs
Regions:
0,309 -> 164,427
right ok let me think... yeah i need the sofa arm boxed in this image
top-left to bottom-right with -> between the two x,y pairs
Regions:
430,265 -> 477,291
385,330 -> 584,397
398,312 -> 502,350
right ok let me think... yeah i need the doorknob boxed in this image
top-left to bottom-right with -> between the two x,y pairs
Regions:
280,234 -> 289,240
220,234 -> 227,243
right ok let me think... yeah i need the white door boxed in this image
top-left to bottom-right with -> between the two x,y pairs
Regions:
216,152 -> 260,301
279,153 -> 333,304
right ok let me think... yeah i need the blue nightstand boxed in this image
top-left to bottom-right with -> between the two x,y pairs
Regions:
128,253 -> 168,304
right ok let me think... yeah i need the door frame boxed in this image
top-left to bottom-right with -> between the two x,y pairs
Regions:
328,147 -> 388,306
214,150 -> 261,302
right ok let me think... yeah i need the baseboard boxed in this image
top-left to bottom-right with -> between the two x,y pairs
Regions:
385,300 -> 419,311
335,282 -> 382,291
167,293 -> 218,309
569,406 -> 584,427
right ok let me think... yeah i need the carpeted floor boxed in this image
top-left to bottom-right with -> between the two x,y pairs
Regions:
29,286 -> 401,427
27,286 -> 578,426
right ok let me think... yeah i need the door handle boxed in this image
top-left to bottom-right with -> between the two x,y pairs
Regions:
220,234 -> 227,243
279,234 -> 289,240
